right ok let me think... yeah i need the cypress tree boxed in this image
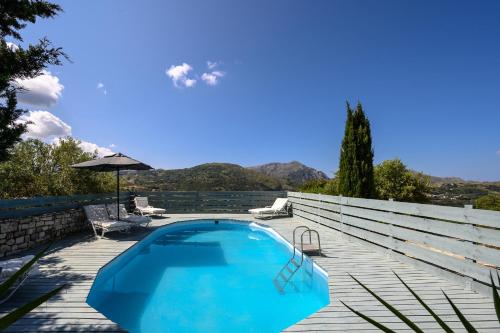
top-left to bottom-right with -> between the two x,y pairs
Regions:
337,102 -> 375,198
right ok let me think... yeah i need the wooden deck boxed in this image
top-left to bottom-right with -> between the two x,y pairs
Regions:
1,214 -> 498,332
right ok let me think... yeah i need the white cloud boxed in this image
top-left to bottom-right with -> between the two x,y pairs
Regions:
201,70 -> 225,86
166,61 -> 226,88
6,42 -> 19,51
184,78 -> 196,87
109,143 -> 116,148
166,63 -> 197,88
20,110 -> 72,140
207,61 -> 219,69
15,71 -> 64,107
20,110 -> 112,157
96,82 -> 107,95
52,137 -> 113,157
77,140 -> 114,157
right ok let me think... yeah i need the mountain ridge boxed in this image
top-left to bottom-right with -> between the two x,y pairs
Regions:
123,161 -> 328,191
248,161 -> 329,187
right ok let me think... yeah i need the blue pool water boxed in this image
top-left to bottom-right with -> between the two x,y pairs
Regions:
87,220 -> 330,333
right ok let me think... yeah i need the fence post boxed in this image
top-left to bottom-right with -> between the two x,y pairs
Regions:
464,204 -> 475,290
317,193 -> 322,224
339,194 -> 344,237
386,198 -> 395,258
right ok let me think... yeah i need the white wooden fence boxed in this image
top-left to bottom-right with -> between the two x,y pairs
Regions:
288,191 -> 500,295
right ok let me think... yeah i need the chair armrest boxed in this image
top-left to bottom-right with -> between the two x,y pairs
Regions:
89,220 -> 103,226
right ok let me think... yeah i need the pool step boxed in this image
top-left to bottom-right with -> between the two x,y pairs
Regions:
273,255 -> 303,293
274,272 -> 299,294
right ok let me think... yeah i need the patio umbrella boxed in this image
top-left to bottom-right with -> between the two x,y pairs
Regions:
71,153 -> 152,220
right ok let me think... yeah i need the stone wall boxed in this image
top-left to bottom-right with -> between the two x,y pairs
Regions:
0,209 -> 89,258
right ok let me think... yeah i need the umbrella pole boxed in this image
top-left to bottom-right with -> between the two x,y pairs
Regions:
117,168 -> 120,221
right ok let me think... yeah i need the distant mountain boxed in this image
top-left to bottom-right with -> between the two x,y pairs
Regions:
123,163 -> 285,191
248,161 -> 329,187
410,171 -> 466,185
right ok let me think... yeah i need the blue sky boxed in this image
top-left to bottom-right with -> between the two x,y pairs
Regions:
13,0 -> 500,180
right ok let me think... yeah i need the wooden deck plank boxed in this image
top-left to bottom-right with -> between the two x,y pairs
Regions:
0,214 -> 498,332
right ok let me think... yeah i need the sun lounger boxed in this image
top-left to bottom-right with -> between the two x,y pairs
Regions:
0,255 -> 39,304
249,198 -> 290,219
83,204 -> 132,238
107,203 -> 152,227
133,197 -> 165,216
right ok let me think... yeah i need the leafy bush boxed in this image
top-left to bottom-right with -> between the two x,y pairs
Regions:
0,138 -> 115,198
374,159 -> 430,203
475,193 -> 500,211
299,178 -> 339,195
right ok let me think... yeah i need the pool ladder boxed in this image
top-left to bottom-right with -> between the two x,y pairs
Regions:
273,226 -> 322,293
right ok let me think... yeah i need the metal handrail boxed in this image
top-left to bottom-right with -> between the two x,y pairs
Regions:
293,225 -> 311,247
300,229 -> 322,256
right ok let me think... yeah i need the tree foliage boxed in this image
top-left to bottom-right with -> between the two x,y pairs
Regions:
299,178 -> 339,195
475,193 -> 500,211
337,102 -> 375,198
0,138 -> 115,198
0,0 -> 66,162
374,159 -> 430,203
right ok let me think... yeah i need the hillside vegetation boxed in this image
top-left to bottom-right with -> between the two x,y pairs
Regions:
249,161 -> 329,187
427,178 -> 500,208
123,163 -> 285,191
123,161 -> 329,192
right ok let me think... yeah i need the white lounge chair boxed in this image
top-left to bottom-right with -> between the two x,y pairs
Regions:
84,204 -> 132,238
107,203 -> 152,227
249,198 -> 290,219
0,255 -> 39,304
134,197 -> 165,216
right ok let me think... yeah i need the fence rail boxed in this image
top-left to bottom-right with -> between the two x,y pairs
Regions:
0,191 -> 287,219
136,191 -> 287,213
288,191 -> 500,294
0,192 -> 131,219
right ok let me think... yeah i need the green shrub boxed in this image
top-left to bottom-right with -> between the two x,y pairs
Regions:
475,193 -> 500,211
374,159 -> 430,203
299,178 -> 339,195
0,138 -> 115,199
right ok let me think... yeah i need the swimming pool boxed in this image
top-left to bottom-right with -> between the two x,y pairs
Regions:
87,220 -> 330,333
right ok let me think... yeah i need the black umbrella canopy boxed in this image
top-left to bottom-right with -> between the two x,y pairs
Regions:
71,153 -> 152,221
71,153 -> 152,171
